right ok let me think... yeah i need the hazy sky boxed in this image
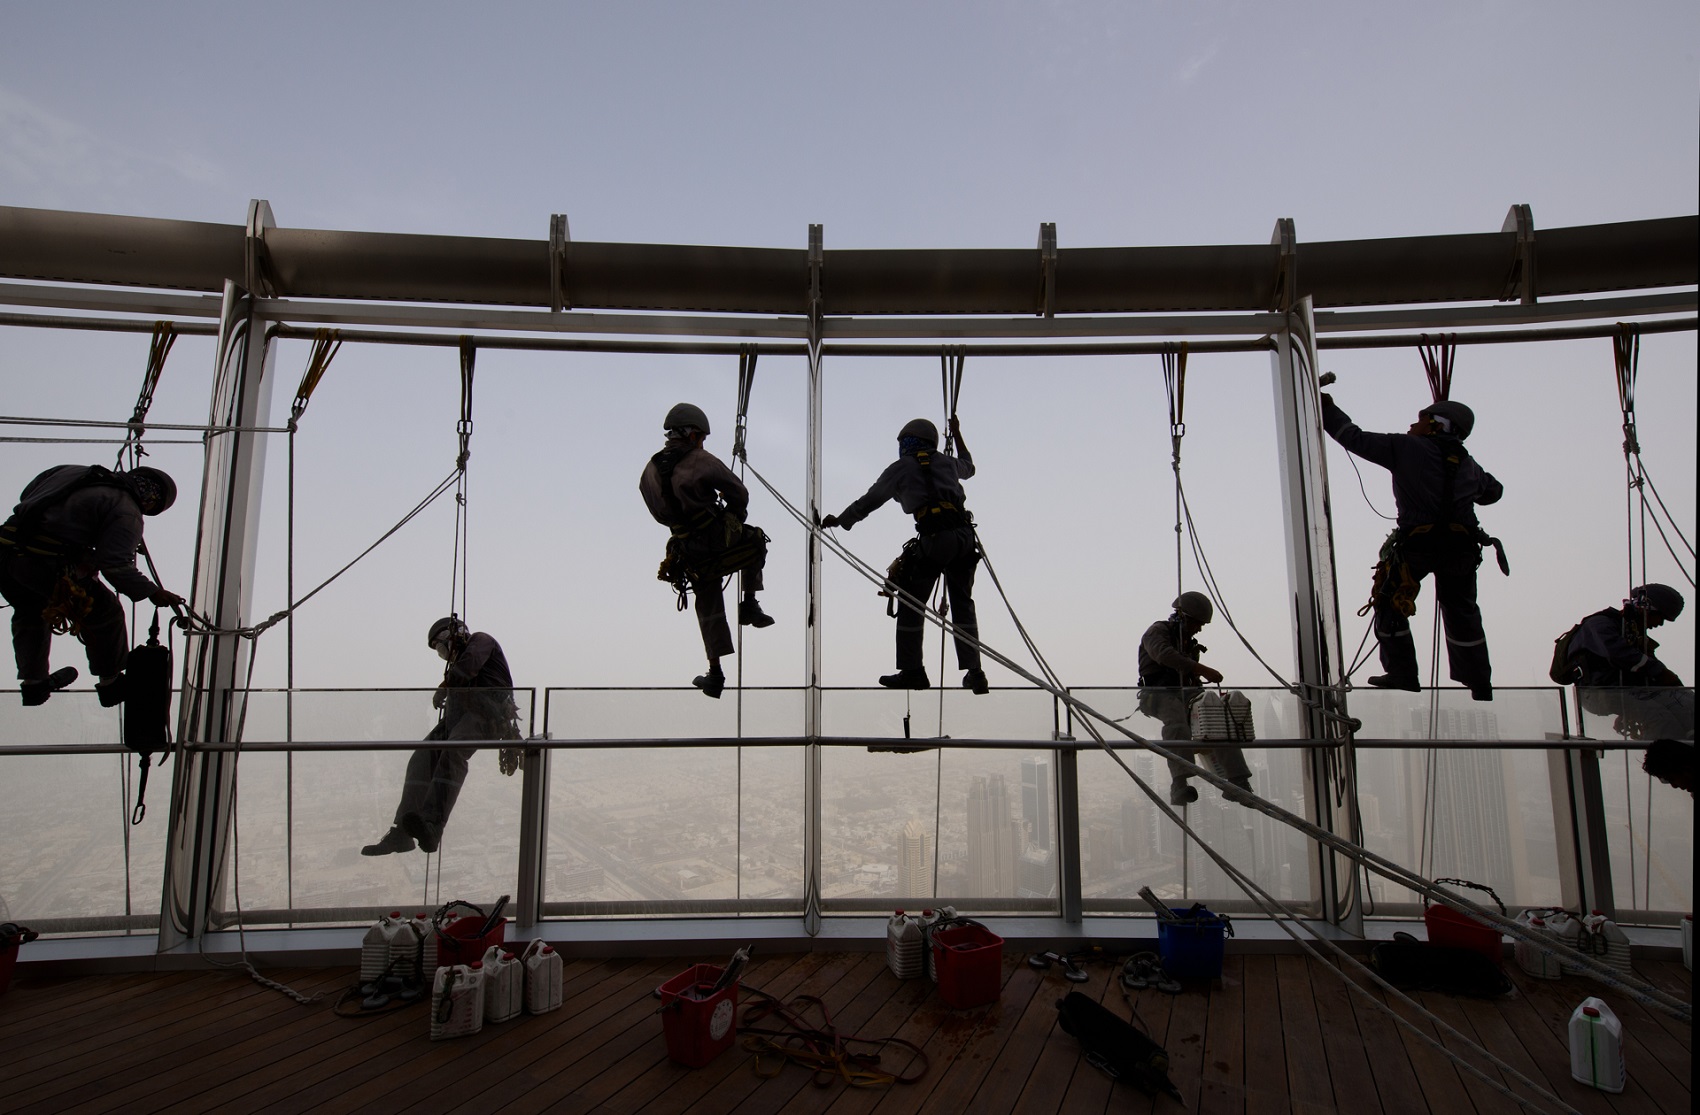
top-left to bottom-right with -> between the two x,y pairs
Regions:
2,1 -> 1695,709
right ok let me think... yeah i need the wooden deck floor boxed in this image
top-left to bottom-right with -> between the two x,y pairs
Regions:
0,950 -> 1689,1114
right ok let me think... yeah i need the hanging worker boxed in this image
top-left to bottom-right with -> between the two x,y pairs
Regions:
0,464 -> 183,707
1557,583 -> 1693,744
362,616 -> 520,856
820,416 -> 988,693
1321,393 -> 1504,701
1137,591 -> 1255,805
639,403 -> 774,699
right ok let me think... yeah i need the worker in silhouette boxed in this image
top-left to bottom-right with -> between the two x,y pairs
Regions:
362,616 -> 519,856
1322,394 -> 1504,701
1559,583 -> 1692,744
1137,592 -> 1254,805
640,403 -> 773,698
820,416 -> 987,694
0,464 -> 183,707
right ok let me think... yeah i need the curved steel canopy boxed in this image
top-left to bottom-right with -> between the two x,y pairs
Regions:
1,204 -> 1694,316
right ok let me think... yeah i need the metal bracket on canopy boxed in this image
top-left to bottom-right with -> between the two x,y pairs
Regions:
1500,203 -> 1536,304
1037,222 -> 1057,318
807,223 -> 824,335
1270,217 -> 1297,312
245,199 -> 278,298
549,213 -> 571,312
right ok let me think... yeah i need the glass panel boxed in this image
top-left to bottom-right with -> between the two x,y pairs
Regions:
1346,685 -> 1569,742
219,690 -> 530,927
1067,687 -> 1307,741
0,686 -> 136,747
1598,744 -> 1693,924
0,751 -> 166,934
1575,686 -> 1695,743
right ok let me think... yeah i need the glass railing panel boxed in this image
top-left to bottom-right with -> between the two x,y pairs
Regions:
217,689 -> 532,927
821,685 -> 1059,741
0,751 -> 165,934
0,686 -> 145,747
1066,687 -> 1308,741
1574,686 -> 1694,743
544,686 -> 800,741
1355,744 -> 1565,916
1075,744 -> 1317,913
1345,685 -> 1570,742
1596,743 -> 1693,925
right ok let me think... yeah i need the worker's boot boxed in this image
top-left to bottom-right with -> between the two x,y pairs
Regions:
1169,780 -> 1198,806
361,826 -> 416,856
738,599 -> 774,629
693,665 -> 726,699
879,668 -> 930,690
1224,777 -> 1256,805
961,668 -> 989,695
400,811 -> 442,854
1367,674 -> 1421,693
95,673 -> 126,708
19,666 -> 78,707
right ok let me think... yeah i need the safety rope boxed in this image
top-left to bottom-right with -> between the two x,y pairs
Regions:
732,344 -> 758,894
939,346 -> 964,454
738,986 -> 928,1087
1613,324 -> 1694,589
115,321 -> 177,470
742,457 -> 1693,1023
1418,334 -> 1455,402
448,338 -> 475,623
1162,343 -> 1187,601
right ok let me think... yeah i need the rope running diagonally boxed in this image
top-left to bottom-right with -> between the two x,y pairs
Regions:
738,454 -> 1693,1024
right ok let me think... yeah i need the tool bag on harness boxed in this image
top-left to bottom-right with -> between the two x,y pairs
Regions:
649,448 -> 768,609
123,610 -> 173,825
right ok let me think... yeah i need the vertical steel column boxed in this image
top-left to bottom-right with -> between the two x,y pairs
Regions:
802,225 -> 824,935
160,209 -> 278,947
1055,747 -> 1083,922
1269,294 -> 1361,931
514,737 -> 550,931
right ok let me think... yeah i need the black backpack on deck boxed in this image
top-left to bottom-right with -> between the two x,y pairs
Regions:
123,611 -> 173,825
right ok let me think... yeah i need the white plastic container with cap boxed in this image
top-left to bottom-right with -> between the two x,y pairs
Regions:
1568,997 -> 1625,1093
886,911 -> 923,979
481,945 -> 523,1023
522,939 -> 564,1014
926,906 -> 957,982
1582,911 -> 1634,979
430,961 -> 485,1040
361,912 -> 406,982
1512,910 -> 1562,980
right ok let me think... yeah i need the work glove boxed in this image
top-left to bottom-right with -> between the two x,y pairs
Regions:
1195,665 -> 1224,685
432,686 -> 447,709
149,587 -> 185,608
819,513 -> 843,530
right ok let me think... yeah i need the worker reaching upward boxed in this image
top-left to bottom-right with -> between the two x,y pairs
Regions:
821,415 -> 987,694
1322,394 -> 1503,701
640,403 -> 774,699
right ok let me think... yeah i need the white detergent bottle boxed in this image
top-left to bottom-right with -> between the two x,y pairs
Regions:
522,940 -> 564,1014
361,912 -> 398,983
430,961 -> 486,1040
886,911 -> 923,979
1568,998 -> 1625,1093
1583,911 -> 1633,977
482,945 -> 523,1023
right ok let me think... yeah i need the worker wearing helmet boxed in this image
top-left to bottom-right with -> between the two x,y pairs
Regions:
1321,393 -> 1504,701
639,403 -> 774,699
1137,592 -> 1255,805
0,463 -> 184,707
362,615 -> 520,856
820,415 -> 987,693
1560,583 -> 1692,744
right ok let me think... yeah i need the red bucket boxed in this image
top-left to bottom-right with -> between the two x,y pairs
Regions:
1424,878 -> 1504,966
931,923 -> 1003,1009
435,914 -> 507,970
658,964 -> 739,1068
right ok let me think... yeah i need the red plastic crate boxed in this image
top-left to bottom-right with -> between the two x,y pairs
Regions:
931,923 -> 1003,1008
658,964 -> 739,1068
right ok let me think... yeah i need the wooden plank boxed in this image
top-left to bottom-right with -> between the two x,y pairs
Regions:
591,952 -> 827,1115
902,957 -> 1048,1115
963,959 -> 1099,1115
1164,978 -> 1212,1112
1050,958 -> 1131,1115
1197,954 -> 1247,1115
1240,955 -> 1291,1115
1339,971 -> 1432,1115
1309,956 -> 1390,1115
1420,991 -> 1523,1115
1273,953 -> 1336,1115
815,964 -> 955,1115
1492,973 -> 1628,1115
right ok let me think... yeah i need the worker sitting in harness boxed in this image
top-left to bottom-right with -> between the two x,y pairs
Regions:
820,416 -> 987,694
1321,394 -> 1504,702
0,464 -> 183,707
1558,583 -> 1693,743
1138,592 -> 1254,805
362,616 -> 521,856
639,402 -> 774,699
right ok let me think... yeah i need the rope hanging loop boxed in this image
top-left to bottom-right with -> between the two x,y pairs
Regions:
117,321 -> 178,469
939,346 -> 965,453
733,344 -> 758,462
1417,333 -> 1456,402
291,328 -> 343,428
455,337 -> 476,472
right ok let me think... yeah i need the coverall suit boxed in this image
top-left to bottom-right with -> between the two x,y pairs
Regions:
0,465 -> 170,682
1567,607 -> 1693,740
1321,398 -> 1503,693
394,631 -> 516,835
639,438 -> 768,661
1137,616 -> 1253,790
834,444 -> 982,675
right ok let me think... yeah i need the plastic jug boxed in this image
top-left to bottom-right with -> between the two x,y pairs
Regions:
886,911 -> 923,979
1568,997 -> 1625,1093
481,945 -> 523,1023
361,912 -> 402,982
522,939 -> 564,1014
1512,910 -> 1562,980
926,906 -> 957,982
1582,911 -> 1634,978
430,961 -> 485,1040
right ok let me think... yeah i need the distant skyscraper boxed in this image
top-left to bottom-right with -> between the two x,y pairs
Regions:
1017,845 -> 1056,899
1403,708 -> 1519,890
1021,757 -> 1052,851
1120,798 -> 1141,861
966,774 -> 1020,896
1087,823 -> 1117,879
897,819 -> 932,897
